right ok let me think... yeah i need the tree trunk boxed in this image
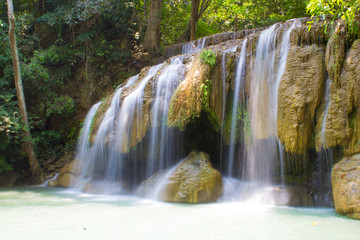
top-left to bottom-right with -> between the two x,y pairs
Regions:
144,0 -> 162,53
190,0 -> 200,41
189,0 -> 211,41
234,14 -> 239,31
7,0 -> 44,182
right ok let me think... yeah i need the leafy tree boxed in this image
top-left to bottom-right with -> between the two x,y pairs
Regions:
6,0 -> 43,180
307,0 -> 360,35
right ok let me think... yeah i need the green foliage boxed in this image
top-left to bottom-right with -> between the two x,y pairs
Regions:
307,0 -> 360,35
45,96 -> 75,117
200,79 -> 212,108
200,50 -> 216,67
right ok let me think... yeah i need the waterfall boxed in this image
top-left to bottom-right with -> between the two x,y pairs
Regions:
227,38 -> 247,177
312,77 -> 333,205
146,57 -> 185,178
75,102 -> 101,162
182,37 -> 207,54
72,101 -> 101,186
246,21 -> 297,184
67,20 -> 323,203
73,65 -> 162,192
72,58 -> 187,193
275,21 -> 298,185
321,77 -> 331,148
73,74 -> 139,191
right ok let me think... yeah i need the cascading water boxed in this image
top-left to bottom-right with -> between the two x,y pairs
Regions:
312,77 -> 333,205
321,77 -> 331,147
73,102 -> 101,172
73,65 -> 163,193
146,57 -> 185,178
68,20 -> 322,204
73,74 -> 139,192
182,37 -> 207,54
274,21 -> 298,185
245,21 -> 297,186
226,38 -> 247,177
219,52 -> 226,173
70,101 -> 101,188
72,57 -> 187,194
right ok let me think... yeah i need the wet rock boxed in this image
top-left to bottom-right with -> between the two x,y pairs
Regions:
135,171 -> 165,198
332,154 -> 360,220
160,151 -> 223,203
49,160 -> 79,188
168,57 -> 210,130
271,186 -> 315,207
320,39 -> 360,154
278,44 -> 325,154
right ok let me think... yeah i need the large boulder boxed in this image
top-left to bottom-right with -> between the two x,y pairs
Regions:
332,154 -> 360,220
48,160 -> 79,188
145,151 -> 223,203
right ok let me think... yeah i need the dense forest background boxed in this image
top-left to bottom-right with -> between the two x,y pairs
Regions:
0,0 -> 358,179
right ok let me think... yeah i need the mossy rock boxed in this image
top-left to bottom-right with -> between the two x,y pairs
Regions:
168,56 -> 212,130
332,154 -> 360,220
160,150 -> 223,203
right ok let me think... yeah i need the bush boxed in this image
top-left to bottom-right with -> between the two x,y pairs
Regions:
307,0 -> 360,35
200,49 -> 216,67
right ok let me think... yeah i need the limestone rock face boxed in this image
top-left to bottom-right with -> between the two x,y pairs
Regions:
168,57 -> 210,130
319,39 -> 360,154
277,44 -> 325,154
160,151 -> 223,203
332,154 -> 360,220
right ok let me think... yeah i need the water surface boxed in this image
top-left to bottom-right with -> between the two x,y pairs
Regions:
0,187 -> 359,240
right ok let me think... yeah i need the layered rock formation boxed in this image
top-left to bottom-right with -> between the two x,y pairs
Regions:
332,154 -> 360,220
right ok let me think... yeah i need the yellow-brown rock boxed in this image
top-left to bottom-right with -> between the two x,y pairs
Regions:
48,160 -> 79,188
168,57 -> 210,130
325,22 -> 346,86
277,44 -> 325,154
332,154 -> 360,220
160,151 -> 223,203
318,39 -> 360,154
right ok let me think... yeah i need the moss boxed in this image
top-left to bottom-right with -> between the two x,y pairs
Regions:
167,57 -> 211,130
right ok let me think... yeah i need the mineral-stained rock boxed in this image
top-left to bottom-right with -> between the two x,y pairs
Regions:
332,154 -> 360,220
159,151 -> 223,203
319,39 -> 360,154
168,57 -> 210,130
277,44 -> 325,154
